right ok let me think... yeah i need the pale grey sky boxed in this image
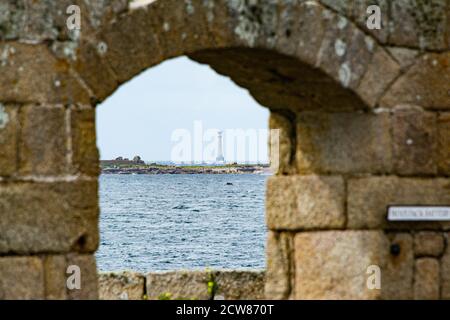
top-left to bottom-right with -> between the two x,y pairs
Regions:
96,56 -> 270,163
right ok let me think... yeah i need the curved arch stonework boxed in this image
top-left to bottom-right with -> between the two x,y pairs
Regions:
0,0 -> 449,299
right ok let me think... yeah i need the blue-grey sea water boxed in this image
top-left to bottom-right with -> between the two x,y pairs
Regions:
96,174 -> 267,272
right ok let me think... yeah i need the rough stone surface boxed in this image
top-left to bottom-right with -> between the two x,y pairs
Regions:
72,39 -> 119,102
70,107 -> 100,176
442,234 -> 450,299
266,175 -> 345,230
348,177 -> 450,230
0,181 -> 99,254
382,233 -> 414,300
265,231 -> 293,300
19,105 -> 67,176
414,232 -> 445,257
99,7 -> 163,85
294,231 -> 387,299
389,0 -> 449,50
145,270 -> 265,300
414,258 -> 440,300
316,9 -> 375,91
381,53 -> 450,110
319,0 -> 390,44
98,270 -> 265,300
438,113 -> 450,175
357,47 -> 401,108
99,272 -> 145,300
0,104 -> 18,176
387,47 -> 420,70
392,107 -> 437,175
146,270 -> 211,300
215,270 -> 265,300
43,255 -> 68,300
269,112 -> 294,175
0,256 -> 44,299
66,254 -> 99,300
294,231 -> 414,300
296,111 -> 392,174
0,43 -> 90,104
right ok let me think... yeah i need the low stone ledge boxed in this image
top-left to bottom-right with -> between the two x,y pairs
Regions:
98,271 -> 145,300
98,270 -> 265,300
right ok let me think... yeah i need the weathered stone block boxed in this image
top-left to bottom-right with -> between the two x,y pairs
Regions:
392,107 -> 437,175
414,232 -> 444,257
441,233 -> 450,299
296,111 -> 392,174
351,0 -> 389,43
67,254 -> 98,300
357,47 -> 401,108
381,53 -> 450,110
294,231 -> 414,300
0,181 -> 99,254
265,231 -> 293,300
438,113 -> 450,175
319,1 -> 390,43
72,40 -> 118,102
414,258 -> 440,300
0,104 -> 18,176
387,47 -> 420,70
225,0 -> 279,49
389,0 -> 449,50
348,177 -> 450,229
294,3 -> 334,67
266,175 -> 345,230
0,256 -> 44,299
215,270 -> 265,300
382,233 -> 414,300
99,272 -> 145,300
0,43 -> 90,104
43,255 -> 68,300
269,112 -> 294,174
71,107 -> 99,176
146,271 -> 211,300
19,105 -> 67,176
316,12 -> 375,90
295,230 -> 381,299
99,8 -> 163,84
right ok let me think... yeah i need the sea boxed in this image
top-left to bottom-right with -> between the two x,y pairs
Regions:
96,174 -> 268,272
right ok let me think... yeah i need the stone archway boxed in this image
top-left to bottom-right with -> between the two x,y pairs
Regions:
0,0 -> 448,299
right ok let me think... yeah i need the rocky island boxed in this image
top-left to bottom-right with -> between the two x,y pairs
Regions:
100,156 -> 271,175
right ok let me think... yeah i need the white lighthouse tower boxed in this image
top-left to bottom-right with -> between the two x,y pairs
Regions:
216,131 -> 225,163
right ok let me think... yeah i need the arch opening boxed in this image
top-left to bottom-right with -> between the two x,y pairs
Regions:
96,56 -> 270,276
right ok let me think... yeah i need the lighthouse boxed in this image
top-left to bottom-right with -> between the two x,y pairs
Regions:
216,131 -> 225,163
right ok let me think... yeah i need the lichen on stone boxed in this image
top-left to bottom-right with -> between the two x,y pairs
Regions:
185,0 -> 195,15
337,16 -> 348,29
227,0 -> 278,47
97,41 -> 108,56
202,0 -> 215,23
338,62 -> 351,87
334,39 -> 346,57
0,104 -> 10,129
51,41 -> 79,61
0,45 -> 15,67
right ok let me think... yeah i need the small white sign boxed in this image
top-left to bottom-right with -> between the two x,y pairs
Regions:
388,206 -> 450,221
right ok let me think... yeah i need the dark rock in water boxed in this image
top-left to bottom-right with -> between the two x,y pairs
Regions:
192,209 -> 200,212
226,182 -> 233,185
173,205 -> 189,210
